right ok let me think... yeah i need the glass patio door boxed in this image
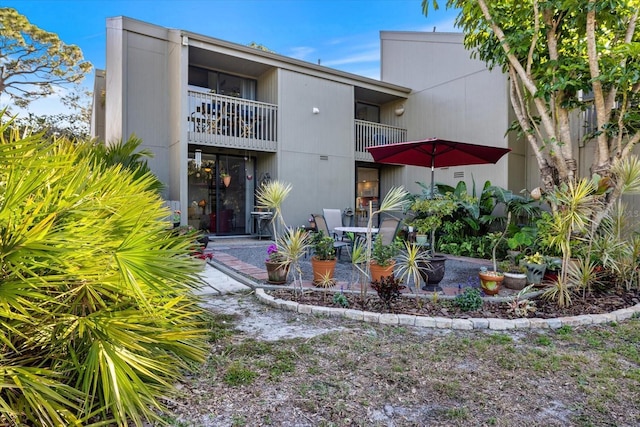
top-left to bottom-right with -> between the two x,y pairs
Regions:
187,152 -> 252,235
355,166 -> 380,226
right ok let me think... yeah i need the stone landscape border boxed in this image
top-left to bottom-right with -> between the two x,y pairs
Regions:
255,289 -> 640,330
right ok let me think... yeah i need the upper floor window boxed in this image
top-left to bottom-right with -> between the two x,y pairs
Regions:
355,102 -> 380,123
189,66 -> 256,100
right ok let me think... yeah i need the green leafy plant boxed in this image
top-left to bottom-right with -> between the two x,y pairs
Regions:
507,225 -> 537,252
523,252 -> 545,265
407,191 -> 457,254
498,259 -> 525,274
332,292 -> 349,308
371,234 -> 400,267
453,288 -> 483,312
0,117 -> 207,426
311,231 -> 336,261
371,275 -> 406,309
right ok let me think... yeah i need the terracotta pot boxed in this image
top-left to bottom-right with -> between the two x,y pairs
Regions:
370,261 -> 395,283
311,256 -> 337,285
265,261 -> 289,284
479,271 -> 504,295
503,272 -> 527,290
222,175 -> 231,187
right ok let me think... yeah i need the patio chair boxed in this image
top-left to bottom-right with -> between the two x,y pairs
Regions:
323,208 -> 346,240
377,216 -> 401,246
312,214 -> 350,260
324,207 -> 356,254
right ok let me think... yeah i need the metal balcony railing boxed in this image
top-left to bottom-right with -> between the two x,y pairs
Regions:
187,91 -> 278,151
355,119 -> 407,161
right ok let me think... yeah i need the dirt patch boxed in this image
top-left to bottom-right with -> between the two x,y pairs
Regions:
201,293 -> 347,341
267,286 -> 640,320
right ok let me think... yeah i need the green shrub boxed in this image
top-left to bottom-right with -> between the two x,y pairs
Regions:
453,288 -> 483,312
0,120 -> 208,426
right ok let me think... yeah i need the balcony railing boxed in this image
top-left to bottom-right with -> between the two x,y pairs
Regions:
187,91 -> 278,151
355,119 -> 407,161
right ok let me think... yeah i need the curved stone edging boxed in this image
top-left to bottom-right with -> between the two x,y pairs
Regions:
254,289 -> 640,330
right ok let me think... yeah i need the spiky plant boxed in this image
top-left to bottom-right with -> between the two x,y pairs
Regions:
544,178 -> 601,302
0,117 -> 208,426
255,180 -> 292,243
543,277 -> 573,308
360,186 -> 411,304
395,240 -> 431,301
349,235 -> 367,291
277,227 -> 310,295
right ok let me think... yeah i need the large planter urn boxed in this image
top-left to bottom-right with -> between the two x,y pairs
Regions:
265,261 -> 290,284
479,270 -> 504,295
418,254 -> 447,290
524,262 -> 547,285
311,256 -> 337,286
370,261 -> 395,283
503,272 -> 527,290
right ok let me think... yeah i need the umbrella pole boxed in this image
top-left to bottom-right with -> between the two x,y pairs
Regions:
430,165 -> 435,197
430,153 -> 435,255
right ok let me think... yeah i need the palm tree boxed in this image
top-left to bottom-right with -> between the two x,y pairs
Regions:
0,116 -> 208,426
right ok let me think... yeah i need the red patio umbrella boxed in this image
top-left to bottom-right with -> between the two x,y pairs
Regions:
367,137 -> 511,195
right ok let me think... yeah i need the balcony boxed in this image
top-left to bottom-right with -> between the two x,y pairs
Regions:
355,119 -> 407,161
187,90 -> 278,151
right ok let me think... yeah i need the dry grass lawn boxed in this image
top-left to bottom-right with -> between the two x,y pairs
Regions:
162,294 -> 640,426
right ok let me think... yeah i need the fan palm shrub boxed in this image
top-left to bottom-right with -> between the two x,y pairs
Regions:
0,119 -> 208,426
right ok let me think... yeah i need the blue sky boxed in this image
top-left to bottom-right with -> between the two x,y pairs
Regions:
4,0 -> 459,116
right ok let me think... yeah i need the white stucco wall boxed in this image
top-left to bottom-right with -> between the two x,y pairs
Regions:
277,69 -> 355,225
381,31 -> 513,195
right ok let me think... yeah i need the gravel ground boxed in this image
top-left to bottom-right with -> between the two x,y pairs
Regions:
210,238 -> 491,288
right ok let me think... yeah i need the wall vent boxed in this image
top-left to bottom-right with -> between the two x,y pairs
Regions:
453,171 -> 464,179
320,155 -> 329,160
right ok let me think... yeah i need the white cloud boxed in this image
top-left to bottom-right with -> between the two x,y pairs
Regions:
288,46 -> 316,61
322,50 -> 379,67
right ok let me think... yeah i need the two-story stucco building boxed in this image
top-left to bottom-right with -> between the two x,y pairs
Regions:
91,17 -> 528,236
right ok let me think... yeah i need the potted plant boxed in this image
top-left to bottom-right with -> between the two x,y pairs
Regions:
264,243 -> 289,284
220,171 -> 231,187
498,259 -> 527,290
256,180 -> 309,288
310,231 -> 337,286
277,227 -> 311,294
407,193 -> 456,253
522,252 -> 547,286
369,234 -> 400,283
478,213 -> 510,295
406,192 -> 456,288
479,266 -> 504,295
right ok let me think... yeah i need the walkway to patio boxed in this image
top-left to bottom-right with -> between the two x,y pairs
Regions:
208,236 -> 522,297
